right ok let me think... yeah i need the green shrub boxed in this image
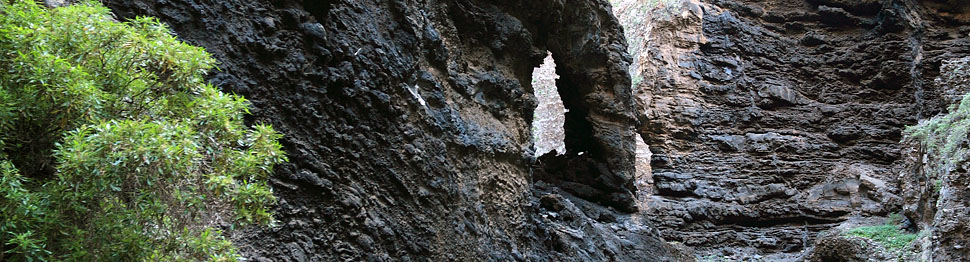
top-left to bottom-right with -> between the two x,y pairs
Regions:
0,1 -> 285,261
906,93 -> 970,165
844,219 -> 918,252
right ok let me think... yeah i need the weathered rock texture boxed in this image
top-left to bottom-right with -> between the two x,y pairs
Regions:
901,56 -> 970,262
615,0 -> 970,259
101,0 -> 687,261
800,216 -> 920,261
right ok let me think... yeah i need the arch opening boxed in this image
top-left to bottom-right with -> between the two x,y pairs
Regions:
531,52 -> 566,157
520,0 -> 641,213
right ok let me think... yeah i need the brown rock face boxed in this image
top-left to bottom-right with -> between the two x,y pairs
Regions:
615,0 -> 970,258
901,57 -> 970,262
99,0 -> 685,261
805,232 -> 868,262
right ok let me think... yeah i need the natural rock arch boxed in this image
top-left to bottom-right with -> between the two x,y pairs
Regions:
506,0 -> 640,212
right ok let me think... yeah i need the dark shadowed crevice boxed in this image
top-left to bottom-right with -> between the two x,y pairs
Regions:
303,0 -> 334,21
556,64 -> 601,157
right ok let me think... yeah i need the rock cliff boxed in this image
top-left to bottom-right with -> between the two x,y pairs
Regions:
899,56 -> 970,262
101,0 -> 688,261
93,0 -> 970,260
616,0 -> 970,259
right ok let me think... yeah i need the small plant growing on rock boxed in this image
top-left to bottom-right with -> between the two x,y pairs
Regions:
0,0 -> 285,261
905,58 -> 970,187
844,215 -> 918,252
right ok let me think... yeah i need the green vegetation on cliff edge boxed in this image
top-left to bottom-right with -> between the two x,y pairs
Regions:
0,1 -> 285,261
844,214 -> 918,252
905,58 -> 970,195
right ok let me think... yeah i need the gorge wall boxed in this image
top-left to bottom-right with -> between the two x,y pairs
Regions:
617,0 -> 970,259
100,0 -> 689,261
90,0 -> 970,260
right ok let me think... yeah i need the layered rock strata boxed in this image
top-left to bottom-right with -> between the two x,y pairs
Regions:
616,0 -> 970,258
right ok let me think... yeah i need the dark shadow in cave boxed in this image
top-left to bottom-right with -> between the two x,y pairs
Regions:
556,61 -> 602,157
303,0 -> 334,21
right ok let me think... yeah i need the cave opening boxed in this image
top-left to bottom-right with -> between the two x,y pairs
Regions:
531,52 -> 566,157
517,0 -> 642,213
529,50 -> 603,159
529,48 -> 639,213
527,49 -> 604,160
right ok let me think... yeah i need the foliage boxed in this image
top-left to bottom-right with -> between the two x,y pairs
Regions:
844,216 -> 918,252
0,1 -> 285,261
905,91 -> 970,168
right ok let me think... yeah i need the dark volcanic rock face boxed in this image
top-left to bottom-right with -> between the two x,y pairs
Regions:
619,0 -> 970,259
101,0 -> 687,261
901,56 -> 970,262
82,0 -> 970,259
